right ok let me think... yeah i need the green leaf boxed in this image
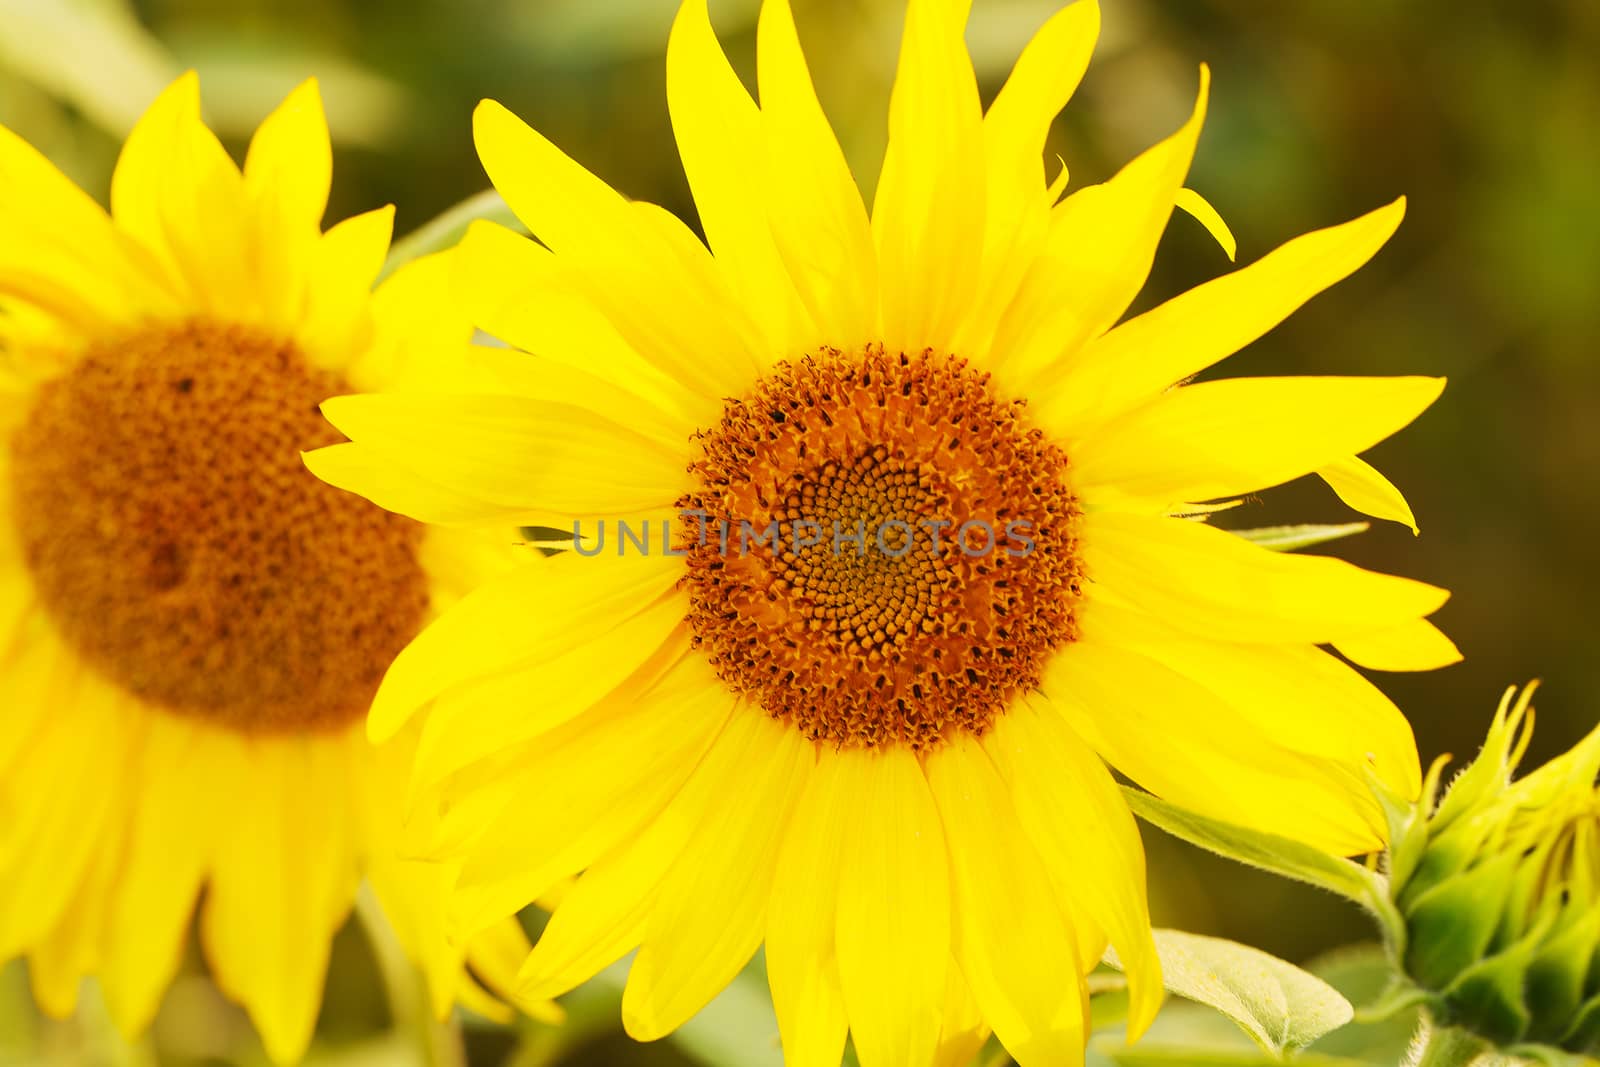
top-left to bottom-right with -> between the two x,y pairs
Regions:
1120,788 -> 1399,938
1105,930 -> 1354,1056
382,190 -> 524,280
1229,522 -> 1371,551
0,0 -> 178,137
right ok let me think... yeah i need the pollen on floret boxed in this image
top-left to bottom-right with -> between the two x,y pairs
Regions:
677,345 -> 1084,752
9,320 -> 429,732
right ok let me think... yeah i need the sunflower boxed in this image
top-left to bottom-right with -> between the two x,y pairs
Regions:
310,0 -> 1459,1063
0,75 -> 554,1062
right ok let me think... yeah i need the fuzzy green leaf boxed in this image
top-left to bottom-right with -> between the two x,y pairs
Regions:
1120,788 -> 1397,934
1106,930 -> 1353,1055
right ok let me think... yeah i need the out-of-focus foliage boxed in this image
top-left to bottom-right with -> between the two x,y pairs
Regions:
2,0 -> 1597,1064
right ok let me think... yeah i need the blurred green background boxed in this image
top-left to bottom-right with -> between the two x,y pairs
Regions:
2,0 -> 1597,1063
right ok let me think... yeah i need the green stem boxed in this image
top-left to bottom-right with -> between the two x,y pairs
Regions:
379,188 -> 520,280
355,885 -> 466,1067
1410,1021 -> 1489,1067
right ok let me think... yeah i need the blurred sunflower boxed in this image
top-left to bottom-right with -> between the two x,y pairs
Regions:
311,0 -> 1459,1063
0,74 -> 554,1062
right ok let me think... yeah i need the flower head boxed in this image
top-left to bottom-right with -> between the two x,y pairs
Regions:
0,74 -> 551,1061
1384,685 -> 1600,1056
312,1 -> 1456,1063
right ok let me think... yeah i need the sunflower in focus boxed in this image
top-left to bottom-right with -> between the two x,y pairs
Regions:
312,0 -> 1458,1063
0,75 -> 550,1061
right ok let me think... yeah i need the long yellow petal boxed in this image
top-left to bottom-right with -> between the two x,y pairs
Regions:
364,550 -> 679,741
514,716 -> 776,1003
766,749 -> 852,1067
243,78 -> 331,330
1041,640 -> 1390,854
834,747 -> 951,1067
1071,375 -> 1445,504
926,737 -> 1087,1065
447,650 -> 730,935
983,702 -> 1164,1037
202,737 -> 358,1065
295,205 -> 394,371
0,119 -> 171,328
1334,617 -> 1463,672
872,0 -> 986,356
1081,512 -> 1449,644
303,441 -> 539,527
453,220 -> 711,430
243,78 -> 331,234
756,0 -> 878,348
318,391 -> 688,516
472,100 -> 766,400
957,0 -> 1099,355
623,711 -> 813,1040
1318,454 -> 1420,534
102,717 -> 230,1034
1033,199 -> 1405,439
667,0 -> 809,358
411,591 -> 689,791
991,68 -> 1208,387
1080,602 -> 1422,799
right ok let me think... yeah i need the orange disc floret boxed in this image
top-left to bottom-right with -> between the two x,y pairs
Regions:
678,345 -> 1084,751
10,320 -> 428,733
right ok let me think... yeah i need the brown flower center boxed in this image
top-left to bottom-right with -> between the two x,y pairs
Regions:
678,345 -> 1083,751
8,320 -> 429,733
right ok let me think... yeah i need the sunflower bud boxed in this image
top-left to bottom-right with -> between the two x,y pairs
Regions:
1380,683 -> 1600,1057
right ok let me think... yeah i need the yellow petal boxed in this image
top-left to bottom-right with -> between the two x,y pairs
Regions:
1174,187 -> 1236,261
766,749 -> 852,1067
932,968 -> 990,1067
317,390 -> 688,517
1072,375 -> 1445,504
1041,640 -> 1390,855
411,591 -> 689,791
0,676 -> 126,956
873,0 -> 986,356
453,220 -> 711,431
514,716 -> 775,1004
1081,511 -> 1449,644
957,0 -> 1099,354
0,119 -> 171,328
1334,617 -> 1463,672
112,72 -> 254,315
350,250 -> 475,392
667,0 -> 809,358
201,736 -> 359,1065
623,712 -> 813,1040
303,441 -> 539,527
756,0 -> 878,347
365,550 -> 679,741
983,702 -> 1164,1037
1034,198 -> 1405,439
1318,454 -> 1420,534
295,205 -> 394,371
102,716 -> 230,1034
243,77 -> 331,234
1081,602 -> 1422,799
992,67 -> 1208,387
834,747 -> 950,1067
472,99 -> 766,399
29,808 -> 124,1018
448,649 -> 730,935
243,78 -> 331,330
925,737 -> 1088,1065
